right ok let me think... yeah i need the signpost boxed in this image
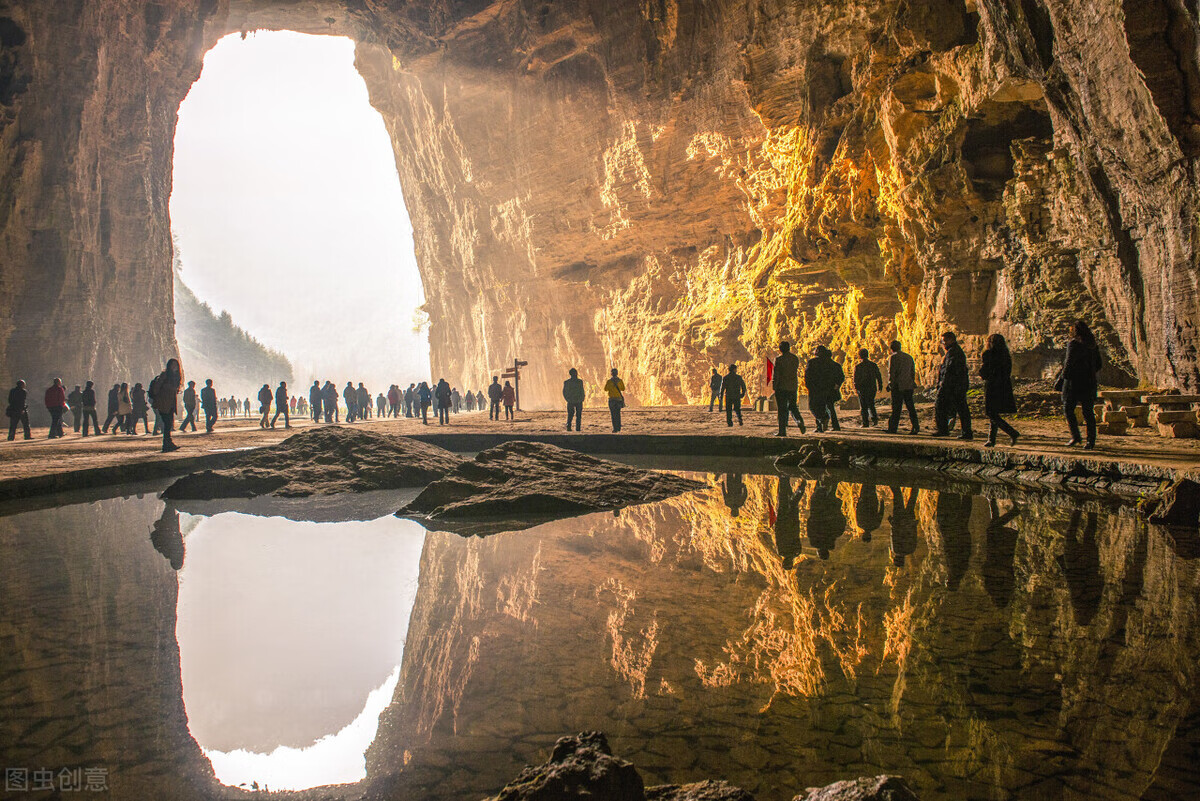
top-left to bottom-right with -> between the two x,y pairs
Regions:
500,358 -> 529,411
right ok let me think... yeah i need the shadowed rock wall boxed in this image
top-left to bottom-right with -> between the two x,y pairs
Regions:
0,0 -> 1197,406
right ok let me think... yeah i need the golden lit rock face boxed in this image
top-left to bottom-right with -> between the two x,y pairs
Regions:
0,1 -> 1197,401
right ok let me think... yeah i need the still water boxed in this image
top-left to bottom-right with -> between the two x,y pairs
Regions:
1,468 -> 1198,800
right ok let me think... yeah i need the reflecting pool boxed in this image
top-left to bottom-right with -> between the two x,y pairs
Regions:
1,468 -> 1198,801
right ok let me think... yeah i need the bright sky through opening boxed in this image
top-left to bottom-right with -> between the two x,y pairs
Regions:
171,31 -> 429,392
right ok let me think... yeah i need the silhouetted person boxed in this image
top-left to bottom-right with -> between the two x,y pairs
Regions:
201,379 -> 217,433
1061,509 -> 1103,626
243,397 -> 250,418
67,384 -> 83,432
563,368 -> 585,431
80,381 -> 100,437
130,382 -> 151,434
343,382 -> 357,422
310,380 -> 322,422
258,383 -> 273,429
417,381 -> 431,424
775,477 -> 804,569
6,380 -> 31,440
179,381 -> 198,432
388,384 -> 400,417
708,368 -> 724,412
887,340 -> 919,434
773,341 -> 806,436
102,383 -> 120,433
475,389 -> 485,412
357,383 -> 370,420
722,473 -> 748,518
117,383 -> 132,433
807,478 -> 845,560
271,381 -> 290,429
150,506 -> 185,571
451,387 -> 461,413
980,333 -> 1019,447
488,376 -> 503,420
322,381 -> 338,423
501,380 -> 515,421
934,331 -> 972,440
982,499 -> 1020,609
723,363 -> 747,427
889,485 -> 919,567
464,390 -> 475,412
436,379 -> 453,424
404,383 -> 416,417
855,483 -> 884,543
1058,319 -> 1102,449
853,349 -> 883,427
377,392 -> 387,417
45,378 -> 68,438
604,369 -> 625,432
805,346 -> 843,432
152,358 -> 183,452
936,491 -> 974,590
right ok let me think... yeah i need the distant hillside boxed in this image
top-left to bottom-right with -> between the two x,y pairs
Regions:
174,273 -> 293,400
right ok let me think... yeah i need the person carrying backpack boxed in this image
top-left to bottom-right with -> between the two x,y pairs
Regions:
150,358 -> 183,452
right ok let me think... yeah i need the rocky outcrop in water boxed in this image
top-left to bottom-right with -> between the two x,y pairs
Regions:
1,1 -> 1198,407
399,441 -> 706,536
162,427 -> 462,499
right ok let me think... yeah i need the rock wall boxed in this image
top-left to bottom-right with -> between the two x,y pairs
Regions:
0,0 -> 1197,407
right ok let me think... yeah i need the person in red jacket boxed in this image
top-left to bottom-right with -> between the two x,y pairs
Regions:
501,380 -> 516,420
44,378 -> 68,439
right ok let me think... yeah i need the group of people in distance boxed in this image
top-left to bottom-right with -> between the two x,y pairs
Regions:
304,379 -> 489,427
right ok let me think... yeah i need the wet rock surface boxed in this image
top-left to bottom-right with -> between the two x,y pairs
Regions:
793,776 -> 918,801
399,441 -> 707,536
162,427 -> 462,499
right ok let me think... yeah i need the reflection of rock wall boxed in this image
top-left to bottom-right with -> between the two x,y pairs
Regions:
368,480 -> 1200,801
2,1 -> 1199,408
0,495 -> 214,800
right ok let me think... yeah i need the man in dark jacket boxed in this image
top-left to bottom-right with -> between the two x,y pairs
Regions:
257,384 -> 273,429
45,378 -> 68,438
200,379 -> 218,432
322,381 -> 338,423
886,340 -> 919,434
487,376 -> 503,421
772,341 -> 805,436
563,368 -> 585,431
934,331 -> 972,440
68,385 -> 83,432
804,346 -> 843,432
343,382 -> 357,422
102,383 -> 120,433
80,381 -> 100,436
357,383 -> 371,420
272,381 -> 290,429
6,380 -> 31,440
708,368 -> 724,412
178,381 -> 198,432
853,349 -> 883,427
723,364 -> 748,427
435,379 -> 453,425
309,381 -> 323,423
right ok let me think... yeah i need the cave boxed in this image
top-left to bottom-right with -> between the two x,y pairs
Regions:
0,0 -> 1197,405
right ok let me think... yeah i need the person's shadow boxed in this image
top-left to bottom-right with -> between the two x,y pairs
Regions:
889,485 -> 919,568
722,473 -> 748,519
936,491 -> 975,591
774,477 -> 804,569
151,505 -> 185,571
982,498 -> 1020,609
806,477 -> 845,560
856,482 -> 884,543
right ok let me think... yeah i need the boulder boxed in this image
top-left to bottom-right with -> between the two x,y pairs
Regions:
793,776 -> 918,801
163,427 -> 463,499
399,441 -> 706,536
485,732 -> 644,801
646,781 -> 756,801
1149,479 -> 1200,529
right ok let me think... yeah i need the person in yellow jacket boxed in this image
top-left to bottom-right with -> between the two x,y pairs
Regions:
602,368 -> 626,432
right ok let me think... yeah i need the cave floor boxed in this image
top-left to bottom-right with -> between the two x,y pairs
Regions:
1,405 -> 1197,497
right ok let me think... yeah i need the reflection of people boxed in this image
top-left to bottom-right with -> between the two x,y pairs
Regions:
889,485 -> 919,567
775,477 -> 804,568
1060,509 -> 1102,626
806,478 -> 845,560
936,492 -> 974,590
983,499 -> 1020,609
855,483 -> 884,543
721,473 -> 748,518
151,506 -> 185,571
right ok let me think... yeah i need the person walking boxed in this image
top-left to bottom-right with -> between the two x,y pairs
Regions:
417,381 -> 432,424
201,379 -> 218,432
310,380 -> 323,423
980,333 -> 1019,447
342,382 -> 356,422
853,349 -> 883,427
45,378 -> 68,438
501,380 -> 516,421
805,346 -> 843,432
404,384 -> 416,418
563,368 -> 585,431
151,358 -> 183,452
886,340 -> 919,434
257,384 -> 272,428
603,369 -> 626,432
388,385 -> 400,417
377,392 -> 387,417
243,397 -> 250,418
178,381 -> 198,432
1058,320 -> 1102,449
708,368 -> 724,412
67,384 -> 83,433
117,383 -> 133,433
357,383 -> 371,420
80,381 -> 100,436
102,384 -> 120,433
475,389 -> 485,412
723,363 -> 748,427
321,381 -> 337,423
271,381 -> 291,429
487,376 -> 503,421
933,331 -> 972,440
6,380 -> 31,440
130,382 -> 151,434
773,341 -> 806,435
435,379 -> 453,425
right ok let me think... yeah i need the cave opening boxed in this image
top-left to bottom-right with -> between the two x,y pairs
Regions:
170,31 -> 429,403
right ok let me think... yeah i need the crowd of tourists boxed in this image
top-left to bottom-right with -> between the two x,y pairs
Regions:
5,319 -> 1105,452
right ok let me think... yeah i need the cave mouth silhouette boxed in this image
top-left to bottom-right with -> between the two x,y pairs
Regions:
169,30 -> 430,401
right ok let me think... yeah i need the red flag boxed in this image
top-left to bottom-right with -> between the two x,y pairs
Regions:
765,357 -> 774,387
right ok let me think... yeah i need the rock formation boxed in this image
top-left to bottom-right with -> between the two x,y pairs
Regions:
0,1 -> 1198,406
399,440 -> 706,535
162,426 -> 462,499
